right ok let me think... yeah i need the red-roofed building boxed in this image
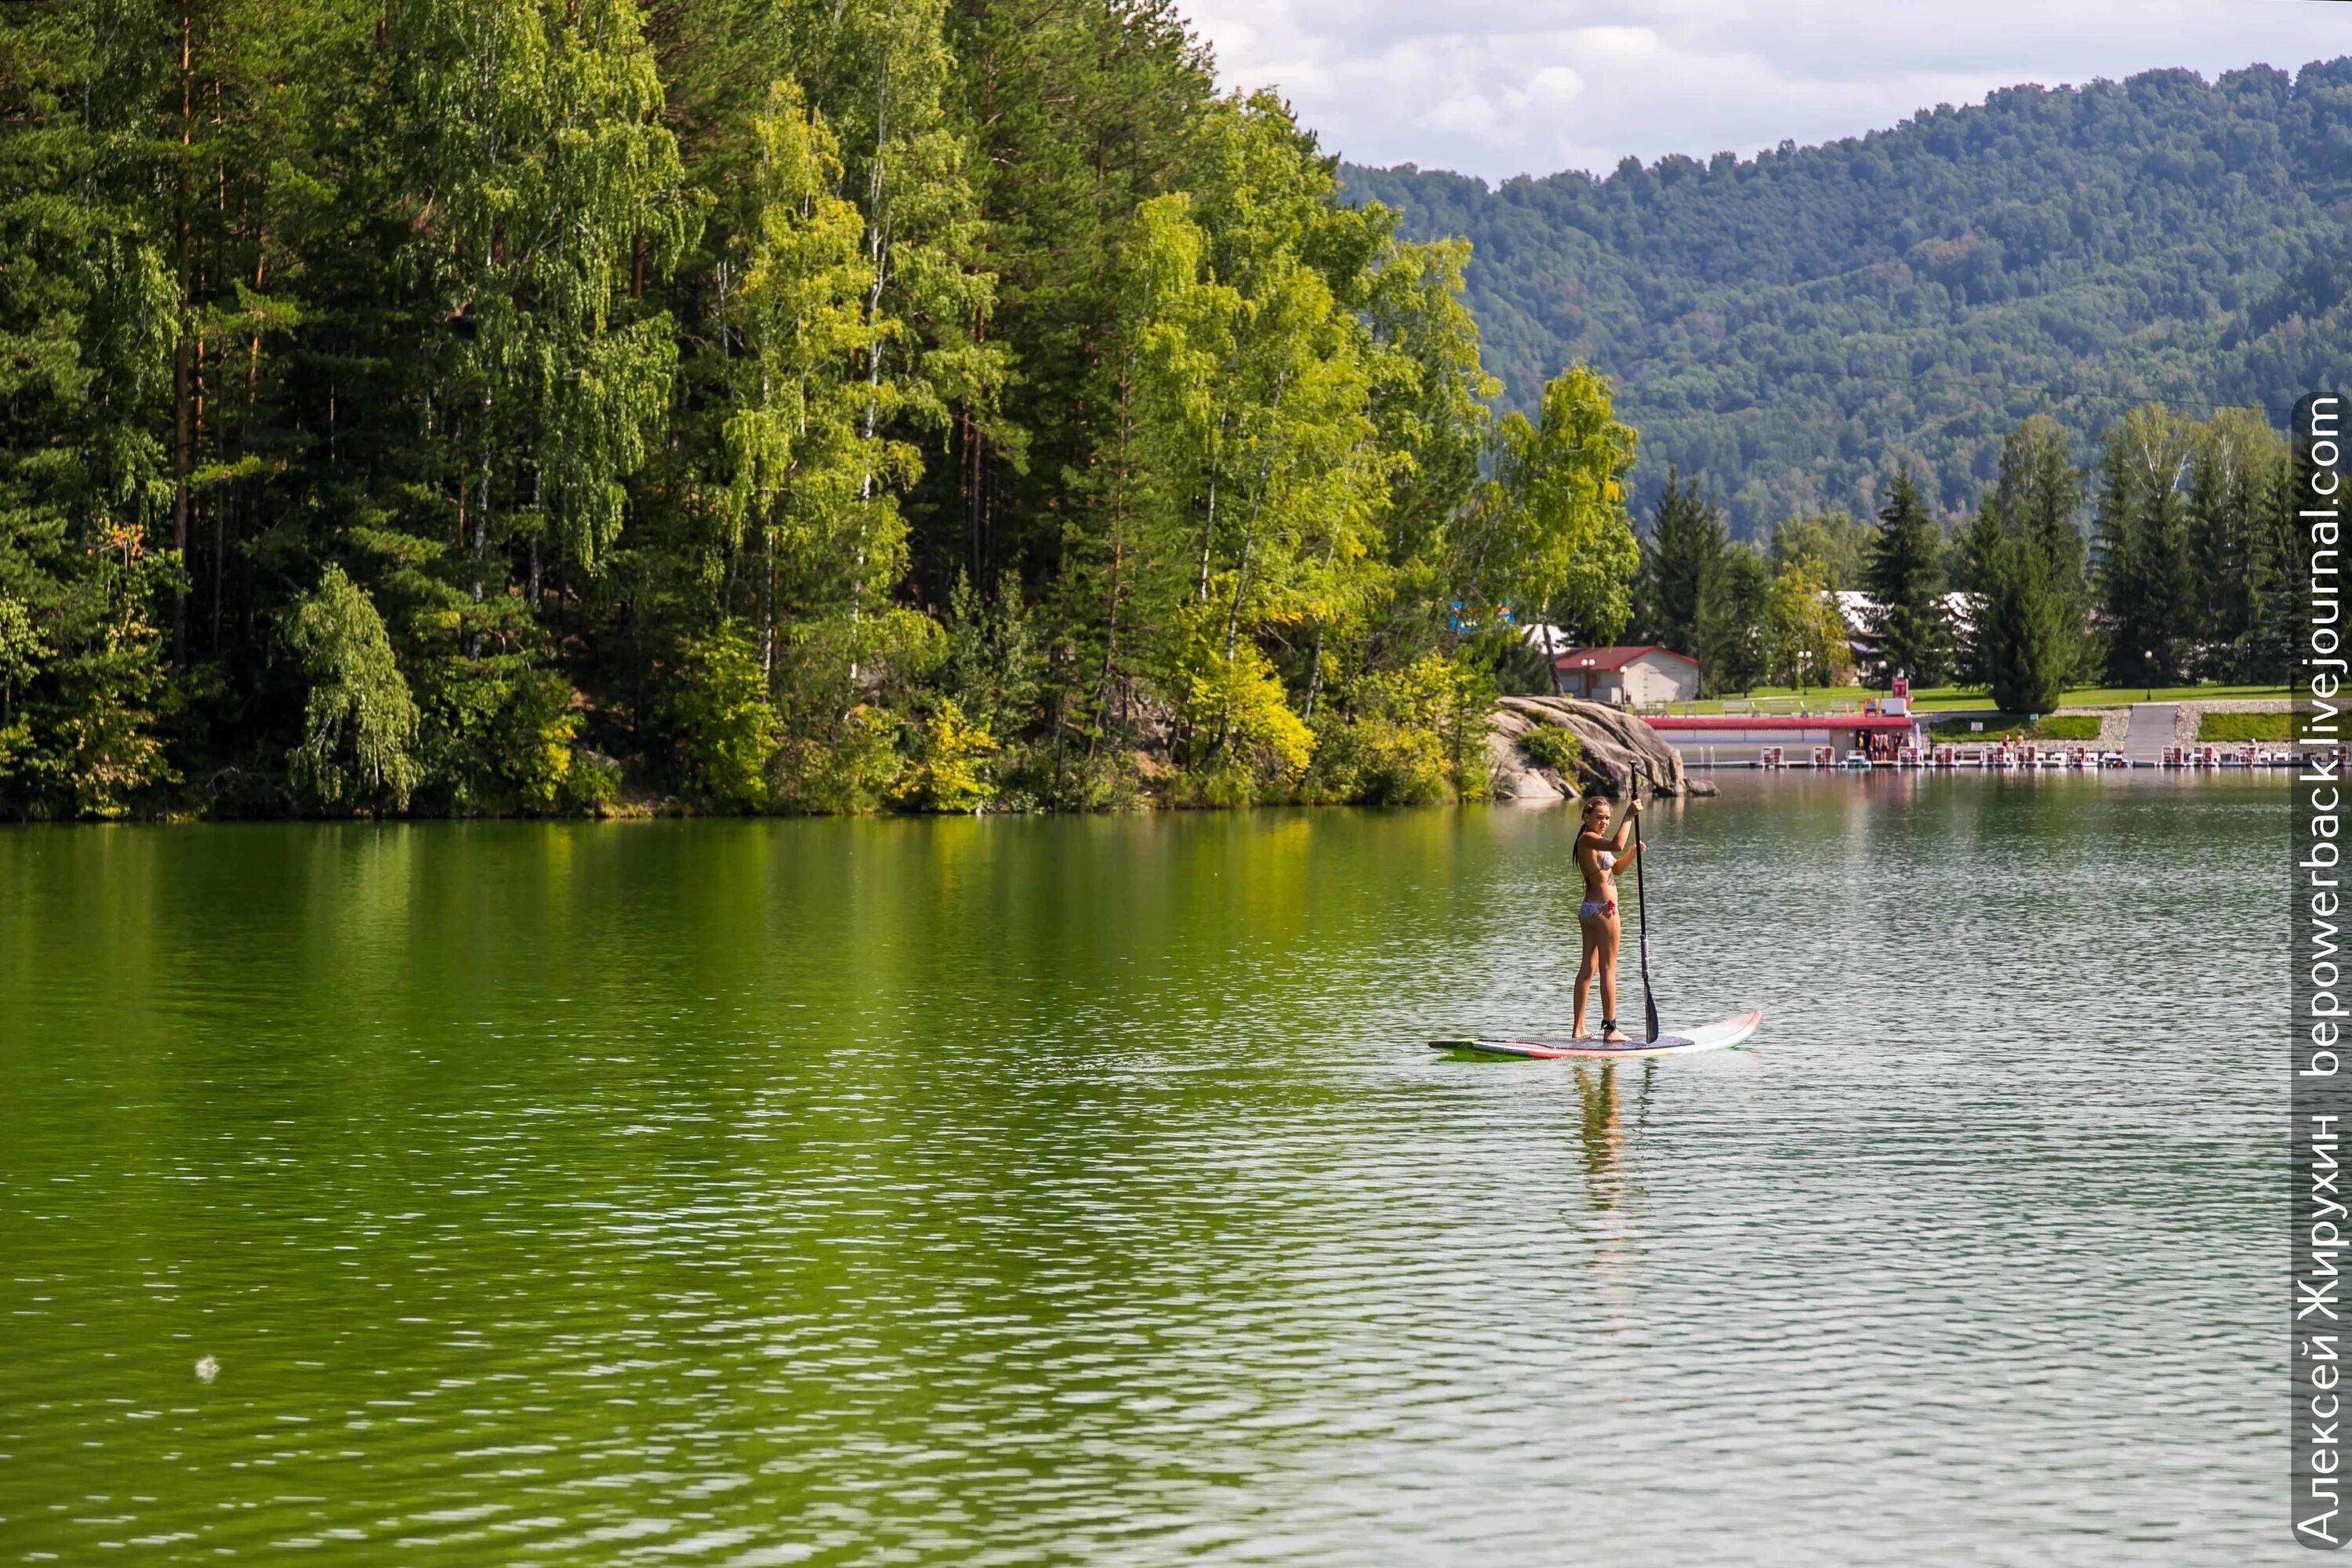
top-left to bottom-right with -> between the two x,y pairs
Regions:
1553,644 -> 1700,706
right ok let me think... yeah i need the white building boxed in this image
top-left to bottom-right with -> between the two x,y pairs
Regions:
1550,644 -> 1702,706
1833,590 -> 1976,679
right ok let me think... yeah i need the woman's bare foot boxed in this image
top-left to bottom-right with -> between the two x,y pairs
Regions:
1601,1022 -> 1628,1044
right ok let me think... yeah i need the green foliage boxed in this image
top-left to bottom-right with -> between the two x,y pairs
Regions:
1469,365 -> 1639,645
1929,713 -> 2100,742
1518,721 -> 1584,777
2186,408 -> 2290,682
1310,652 -> 1494,804
42,2 -> 2307,819
1863,470 -> 1951,687
891,698 -> 998,812
2095,404 -> 2197,684
1978,530 -> 2071,717
391,0 -> 692,579
1629,470 -> 1722,661
2198,710 -> 2291,743
1697,546 -> 1772,695
773,702 -> 903,815
1185,639 -> 1314,791
942,570 -> 1038,742
1762,558 -> 1850,689
284,566 -> 423,813
419,659 -> 587,814
1962,416 -> 2089,713
1348,60 -> 2352,536
667,623 -> 776,810
0,597 -> 36,707
1769,511 -> 1870,592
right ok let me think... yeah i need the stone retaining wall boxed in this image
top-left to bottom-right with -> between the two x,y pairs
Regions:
2049,698 -> 2290,750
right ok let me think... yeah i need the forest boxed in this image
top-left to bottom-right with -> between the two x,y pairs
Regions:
1346,59 -> 2352,539
0,5 -> 2325,822
0,0 -> 1642,819
1624,401 -> 2310,716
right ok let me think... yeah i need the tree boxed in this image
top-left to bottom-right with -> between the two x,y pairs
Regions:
2250,416 -> 2317,683
1699,546 -> 1772,695
1116,97 -> 1395,783
2187,407 -> 2288,681
389,0 -> 692,625
715,80 -> 890,681
666,622 -> 776,810
1763,558 -> 1850,691
0,0 -> 179,818
1978,531 -> 2071,716
939,568 -> 1037,742
1635,467 -> 1724,660
1466,364 -> 1639,646
2094,403 -> 2194,684
1769,510 -> 1869,591
284,565 -> 423,811
1863,466 -> 1950,687
1957,415 -> 2088,688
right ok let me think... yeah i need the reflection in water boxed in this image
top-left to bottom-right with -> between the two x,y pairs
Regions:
0,776 -> 2288,1565
1570,1060 -> 1657,1207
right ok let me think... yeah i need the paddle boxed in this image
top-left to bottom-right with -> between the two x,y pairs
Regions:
1629,764 -> 1661,1043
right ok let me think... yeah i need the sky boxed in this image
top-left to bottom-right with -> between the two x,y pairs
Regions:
1181,0 -> 2352,182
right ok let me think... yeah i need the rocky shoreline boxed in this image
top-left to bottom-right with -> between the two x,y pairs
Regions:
1486,696 -> 1713,804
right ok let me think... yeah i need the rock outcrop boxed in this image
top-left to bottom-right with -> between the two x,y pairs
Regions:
1488,695 -> 1706,803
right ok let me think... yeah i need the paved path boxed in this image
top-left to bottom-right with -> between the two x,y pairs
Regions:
2122,702 -> 2178,762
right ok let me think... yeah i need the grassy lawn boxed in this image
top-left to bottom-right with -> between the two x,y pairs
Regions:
1928,713 -> 2102,742
1654,682 -> 2290,716
2038,683 -> 2292,708
2198,710 -> 2292,743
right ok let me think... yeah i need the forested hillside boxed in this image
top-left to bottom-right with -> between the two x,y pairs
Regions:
1346,60 -> 2352,537
0,0 -> 1636,818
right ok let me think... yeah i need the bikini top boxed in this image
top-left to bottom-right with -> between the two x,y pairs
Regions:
1595,849 -> 1615,871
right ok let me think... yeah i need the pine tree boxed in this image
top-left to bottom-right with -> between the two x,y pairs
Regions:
1979,531 -> 2069,715
2186,407 -> 2288,681
2251,421 -> 2317,683
2094,403 -> 2194,684
1958,416 -> 2089,691
1862,466 -> 1950,687
1639,468 -> 1723,661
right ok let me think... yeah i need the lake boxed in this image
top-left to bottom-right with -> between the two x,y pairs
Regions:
0,774 -> 2284,1564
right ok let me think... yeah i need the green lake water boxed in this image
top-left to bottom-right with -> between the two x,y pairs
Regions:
0,774 -> 2285,1564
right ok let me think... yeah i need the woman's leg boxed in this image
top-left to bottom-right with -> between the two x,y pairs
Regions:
1599,915 -> 1626,1041
1573,913 -> 1601,1037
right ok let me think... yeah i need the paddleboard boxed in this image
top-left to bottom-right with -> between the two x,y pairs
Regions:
1430,1009 -> 1762,1060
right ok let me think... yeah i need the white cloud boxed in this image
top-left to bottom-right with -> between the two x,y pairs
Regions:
1178,0 -> 2352,180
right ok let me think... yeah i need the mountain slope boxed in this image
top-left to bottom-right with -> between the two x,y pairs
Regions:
1345,59 -> 2352,538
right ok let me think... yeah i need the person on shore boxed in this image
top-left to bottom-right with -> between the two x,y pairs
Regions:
1572,791 -> 1643,1042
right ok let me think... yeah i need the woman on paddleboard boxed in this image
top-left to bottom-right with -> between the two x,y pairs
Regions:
1573,791 -> 1642,1042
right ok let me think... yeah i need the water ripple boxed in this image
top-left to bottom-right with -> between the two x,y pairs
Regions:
0,776 -> 2284,1563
